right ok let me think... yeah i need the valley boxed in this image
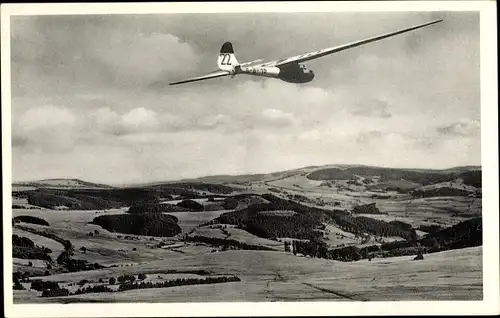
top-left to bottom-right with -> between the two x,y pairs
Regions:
10,164 -> 482,302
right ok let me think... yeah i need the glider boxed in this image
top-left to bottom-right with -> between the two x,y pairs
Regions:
170,19 -> 442,85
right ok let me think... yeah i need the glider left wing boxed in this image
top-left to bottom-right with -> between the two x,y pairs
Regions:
259,19 -> 443,68
170,70 -> 231,86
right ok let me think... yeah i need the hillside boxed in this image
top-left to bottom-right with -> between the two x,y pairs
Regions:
308,166 -> 454,184
11,163 -> 483,303
13,179 -> 113,189
15,247 -> 482,303
302,165 -> 481,194
442,165 -> 482,172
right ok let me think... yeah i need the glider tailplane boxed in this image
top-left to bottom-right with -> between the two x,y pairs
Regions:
218,42 -> 240,72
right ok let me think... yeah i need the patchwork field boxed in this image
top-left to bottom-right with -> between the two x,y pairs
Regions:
10,165 -> 483,303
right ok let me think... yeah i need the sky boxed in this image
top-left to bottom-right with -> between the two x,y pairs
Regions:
9,11 -> 481,185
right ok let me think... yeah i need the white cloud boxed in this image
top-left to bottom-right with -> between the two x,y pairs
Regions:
88,107 -> 161,135
261,108 -> 298,127
159,113 -> 192,132
18,105 -> 76,133
14,105 -> 80,153
90,107 -> 120,134
437,120 -> 481,137
351,98 -> 392,118
120,107 -> 160,133
356,130 -> 383,143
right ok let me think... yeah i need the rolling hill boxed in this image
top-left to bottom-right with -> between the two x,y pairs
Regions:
10,162 -> 483,304
13,179 -> 113,190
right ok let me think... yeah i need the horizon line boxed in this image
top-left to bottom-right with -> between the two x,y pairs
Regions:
12,162 -> 482,187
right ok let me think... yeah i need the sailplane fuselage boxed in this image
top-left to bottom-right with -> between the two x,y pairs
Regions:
234,63 -> 315,83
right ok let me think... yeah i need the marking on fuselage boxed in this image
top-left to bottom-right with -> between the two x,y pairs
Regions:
246,68 -> 267,74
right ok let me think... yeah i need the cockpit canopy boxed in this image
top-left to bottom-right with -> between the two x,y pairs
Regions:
299,64 -> 313,74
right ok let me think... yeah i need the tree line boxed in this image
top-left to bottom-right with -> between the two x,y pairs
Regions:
34,276 -> 241,298
332,214 -> 410,239
13,215 -> 49,226
12,234 -> 52,262
91,213 -> 182,237
117,276 -> 241,292
184,235 -> 276,251
285,217 -> 482,262
14,224 -> 106,272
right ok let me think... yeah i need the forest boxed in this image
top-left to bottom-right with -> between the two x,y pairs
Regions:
91,213 -> 182,237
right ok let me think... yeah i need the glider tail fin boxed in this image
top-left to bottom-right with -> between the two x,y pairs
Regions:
218,42 -> 240,72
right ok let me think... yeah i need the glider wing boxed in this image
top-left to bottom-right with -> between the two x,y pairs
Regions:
259,19 -> 443,68
170,70 -> 231,85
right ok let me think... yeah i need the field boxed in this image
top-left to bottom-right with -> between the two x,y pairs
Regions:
10,165 -> 483,303
167,211 -> 228,232
14,248 -> 482,302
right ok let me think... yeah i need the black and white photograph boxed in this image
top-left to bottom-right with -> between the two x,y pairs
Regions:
2,1 -> 498,317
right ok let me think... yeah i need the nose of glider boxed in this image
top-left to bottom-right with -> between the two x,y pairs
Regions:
308,70 -> 315,81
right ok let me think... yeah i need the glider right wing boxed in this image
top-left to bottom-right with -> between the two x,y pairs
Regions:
259,19 -> 443,68
169,70 -> 231,86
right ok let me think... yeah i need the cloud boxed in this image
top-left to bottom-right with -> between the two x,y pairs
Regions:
159,113 -> 192,132
351,98 -> 392,118
356,130 -> 383,143
436,120 -> 480,137
13,105 -> 80,153
120,107 -> 160,133
260,108 -> 299,128
91,33 -> 200,86
12,136 -> 28,148
195,114 -> 235,131
10,18 -> 202,94
90,107 -> 165,136
18,105 -> 76,132
13,106 -> 164,153
92,107 -> 120,129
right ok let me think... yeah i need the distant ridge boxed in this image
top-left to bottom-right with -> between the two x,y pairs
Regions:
13,164 -> 481,188
171,164 -> 482,184
442,165 -> 482,172
334,164 -> 481,172
145,165 -> 323,185
13,178 -> 114,189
